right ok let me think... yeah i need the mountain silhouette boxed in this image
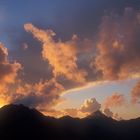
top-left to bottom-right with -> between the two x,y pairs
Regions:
0,104 -> 140,140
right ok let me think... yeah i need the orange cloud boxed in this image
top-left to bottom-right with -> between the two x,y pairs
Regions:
103,93 -> 125,109
95,8 -> 140,80
24,23 -> 87,83
131,80 -> 140,104
13,79 -> 65,111
0,43 -> 21,103
42,109 -> 65,118
0,43 -> 21,84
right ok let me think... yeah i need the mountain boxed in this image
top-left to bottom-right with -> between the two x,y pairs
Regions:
0,104 -> 140,140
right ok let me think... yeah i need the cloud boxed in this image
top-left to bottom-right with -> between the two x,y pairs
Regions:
0,43 -> 21,84
0,7 -> 139,119
64,108 -> 78,117
131,80 -> 140,104
61,98 -> 101,118
0,43 -> 21,98
103,108 -> 122,120
42,109 -> 64,118
80,98 -> 101,114
103,93 -> 125,109
103,108 -> 113,118
24,23 -> 87,83
0,43 -> 21,106
13,79 -> 65,111
95,8 -> 140,80
57,97 -> 124,118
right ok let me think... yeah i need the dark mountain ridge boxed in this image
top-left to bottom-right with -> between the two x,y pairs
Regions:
0,104 -> 140,140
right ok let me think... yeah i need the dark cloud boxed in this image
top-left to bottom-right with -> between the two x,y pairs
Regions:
131,80 -> 140,104
95,8 -> 140,80
44,0 -> 140,39
13,92 -> 43,108
8,28 -> 53,84
12,79 -> 65,110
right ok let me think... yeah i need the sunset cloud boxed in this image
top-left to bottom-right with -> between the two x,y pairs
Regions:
10,8 -> 140,119
13,79 -> 65,110
131,80 -> 140,104
0,43 -> 21,106
24,23 -> 87,83
103,93 -> 125,109
103,108 -> 122,120
0,43 -> 21,84
0,6 -> 139,120
95,8 -> 140,80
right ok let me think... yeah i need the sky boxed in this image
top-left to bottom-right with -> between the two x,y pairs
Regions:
0,0 -> 140,120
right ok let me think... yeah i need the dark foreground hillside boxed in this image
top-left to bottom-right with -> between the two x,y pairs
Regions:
0,104 -> 140,140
